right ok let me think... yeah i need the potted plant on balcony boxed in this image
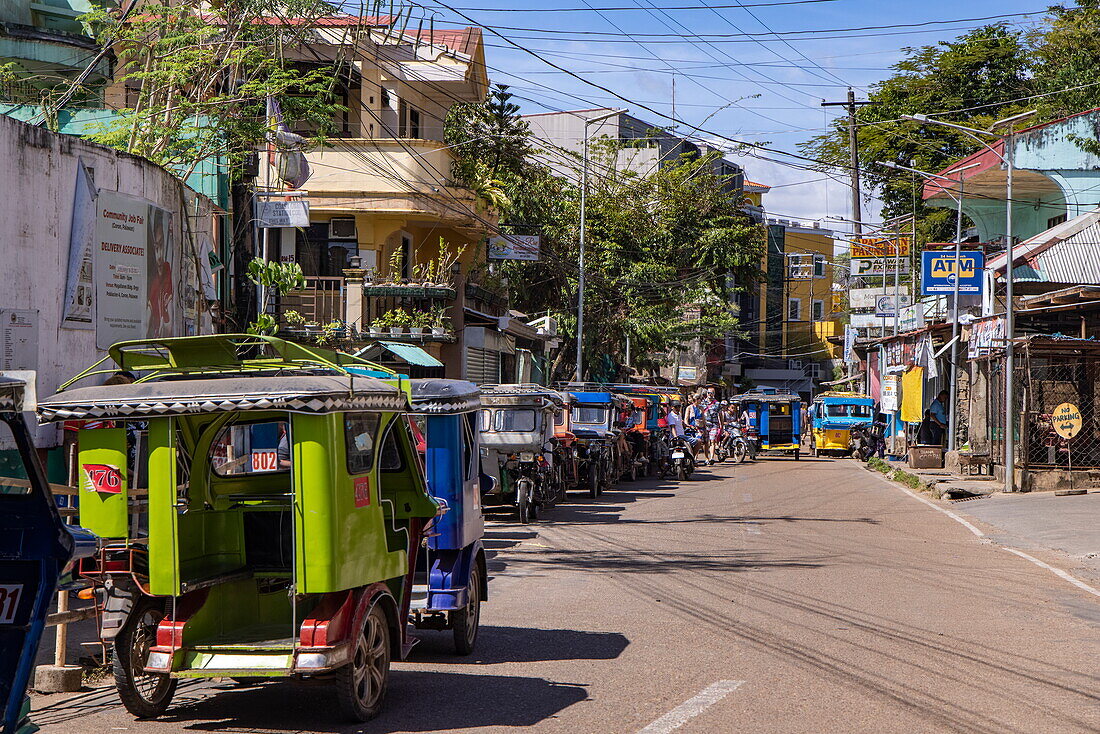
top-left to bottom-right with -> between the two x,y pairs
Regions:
430,306 -> 450,336
376,308 -> 410,335
408,309 -> 428,336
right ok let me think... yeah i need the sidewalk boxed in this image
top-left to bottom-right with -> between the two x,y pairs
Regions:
876,458 -> 1100,586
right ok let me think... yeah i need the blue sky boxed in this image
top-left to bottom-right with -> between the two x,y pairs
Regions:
413,0 -> 1052,231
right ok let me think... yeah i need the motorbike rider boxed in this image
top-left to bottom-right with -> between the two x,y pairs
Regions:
666,404 -> 696,458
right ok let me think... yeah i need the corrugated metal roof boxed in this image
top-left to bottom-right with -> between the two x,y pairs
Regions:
990,208 -> 1100,284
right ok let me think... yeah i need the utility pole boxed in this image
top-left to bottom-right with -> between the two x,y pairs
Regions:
822,89 -> 872,235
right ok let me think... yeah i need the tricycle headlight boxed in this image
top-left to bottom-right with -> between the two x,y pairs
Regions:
519,451 -> 535,463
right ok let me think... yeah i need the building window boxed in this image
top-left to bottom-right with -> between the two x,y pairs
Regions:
1047,213 -> 1067,228
812,299 -> 825,322
409,108 -> 421,139
814,254 -> 826,278
787,298 -> 801,321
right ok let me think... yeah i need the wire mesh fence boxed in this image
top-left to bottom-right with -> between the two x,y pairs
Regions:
1018,351 -> 1100,469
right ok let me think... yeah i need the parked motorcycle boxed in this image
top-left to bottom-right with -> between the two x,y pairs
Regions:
849,421 -> 886,461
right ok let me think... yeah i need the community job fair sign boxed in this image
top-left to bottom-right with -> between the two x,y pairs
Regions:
93,190 -> 176,349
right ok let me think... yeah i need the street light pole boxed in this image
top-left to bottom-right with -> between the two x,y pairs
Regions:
576,108 -> 625,381
876,159 -> 979,453
901,111 -> 1034,491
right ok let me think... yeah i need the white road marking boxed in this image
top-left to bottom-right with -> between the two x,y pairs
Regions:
639,680 -> 744,734
867,468 -> 1100,599
1002,547 -> 1100,598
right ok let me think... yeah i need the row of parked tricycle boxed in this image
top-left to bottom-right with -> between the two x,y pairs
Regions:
0,336 -> 807,732
477,383 -> 701,524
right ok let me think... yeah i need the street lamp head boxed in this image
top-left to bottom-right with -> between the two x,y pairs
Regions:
876,160 -> 901,171
585,108 -> 627,126
990,109 -> 1037,131
902,113 -> 929,123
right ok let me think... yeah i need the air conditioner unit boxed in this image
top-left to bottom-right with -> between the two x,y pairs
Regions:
328,218 -> 357,240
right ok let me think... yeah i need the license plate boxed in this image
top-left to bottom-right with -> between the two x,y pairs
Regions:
671,451 -> 685,459
519,452 -> 535,463
0,584 -> 23,624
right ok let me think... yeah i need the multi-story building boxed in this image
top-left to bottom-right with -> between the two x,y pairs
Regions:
0,1 -> 109,103
729,180 -> 841,398
522,107 -> 744,190
263,15 -> 554,382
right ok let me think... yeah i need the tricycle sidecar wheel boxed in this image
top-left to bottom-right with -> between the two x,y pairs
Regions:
516,480 -> 533,524
336,603 -> 391,722
588,467 -> 600,499
114,599 -> 177,719
452,563 -> 482,655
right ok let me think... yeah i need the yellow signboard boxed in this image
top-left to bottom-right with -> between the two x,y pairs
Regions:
1051,402 -> 1083,439
851,237 -> 911,259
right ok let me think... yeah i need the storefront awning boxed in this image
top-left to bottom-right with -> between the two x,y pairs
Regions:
377,341 -> 443,367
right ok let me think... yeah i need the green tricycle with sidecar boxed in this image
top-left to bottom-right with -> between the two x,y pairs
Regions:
36,335 -> 442,723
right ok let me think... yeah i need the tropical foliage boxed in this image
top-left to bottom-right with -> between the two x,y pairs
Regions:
447,88 -> 765,380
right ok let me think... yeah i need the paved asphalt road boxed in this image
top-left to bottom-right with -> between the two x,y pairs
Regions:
30,457 -> 1100,733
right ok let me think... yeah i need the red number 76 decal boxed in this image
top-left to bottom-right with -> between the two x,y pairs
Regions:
83,463 -> 123,494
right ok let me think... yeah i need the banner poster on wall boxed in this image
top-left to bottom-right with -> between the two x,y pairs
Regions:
94,190 -> 176,349
62,160 -> 98,328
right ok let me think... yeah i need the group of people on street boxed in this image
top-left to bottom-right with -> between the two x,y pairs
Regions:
665,387 -> 748,463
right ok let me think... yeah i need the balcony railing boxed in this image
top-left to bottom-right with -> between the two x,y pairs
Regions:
280,277 -> 345,325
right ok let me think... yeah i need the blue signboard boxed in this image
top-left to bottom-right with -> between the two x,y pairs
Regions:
921,250 -> 985,295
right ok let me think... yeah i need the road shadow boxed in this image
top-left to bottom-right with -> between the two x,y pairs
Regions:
410,625 -> 629,664
144,671 -> 587,733
503,548 -> 825,574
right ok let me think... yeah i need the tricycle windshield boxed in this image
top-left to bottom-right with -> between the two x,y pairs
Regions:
483,408 -> 537,432
825,404 -> 872,418
574,406 -> 608,425
0,419 -> 31,495
211,419 -> 290,476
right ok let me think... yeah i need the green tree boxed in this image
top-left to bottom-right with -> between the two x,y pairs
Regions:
1032,1 -> 1100,120
448,86 -> 764,381
802,24 -> 1034,241
76,1 -> 348,180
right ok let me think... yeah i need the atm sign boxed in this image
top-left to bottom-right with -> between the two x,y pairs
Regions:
921,250 -> 985,295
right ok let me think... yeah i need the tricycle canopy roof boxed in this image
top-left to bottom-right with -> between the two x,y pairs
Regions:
38,375 -> 405,422
732,389 -> 801,404
569,391 -> 614,406
410,379 -> 481,414
813,392 -> 873,404
60,334 -> 399,390
0,376 -> 26,412
479,384 -> 566,409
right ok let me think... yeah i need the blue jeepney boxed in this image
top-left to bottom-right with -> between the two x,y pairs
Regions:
732,388 -> 803,460
409,379 -> 487,655
0,377 -> 93,734
809,392 -> 876,457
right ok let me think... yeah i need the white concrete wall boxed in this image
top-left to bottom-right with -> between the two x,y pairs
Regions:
0,114 -> 217,446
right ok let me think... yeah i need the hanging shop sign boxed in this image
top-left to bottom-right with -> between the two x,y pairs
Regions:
851,236 -> 910,258
881,374 -> 899,413
968,316 -> 1006,358
488,234 -> 541,261
254,199 -> 310,228
850,257 -> 911,278
898,303 -> 926,332
1051,403 -> 1083,440
843,323 -> 856,364
921,250 -> 985,295
850,286 -> 909,309
874,294 -> 913,318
